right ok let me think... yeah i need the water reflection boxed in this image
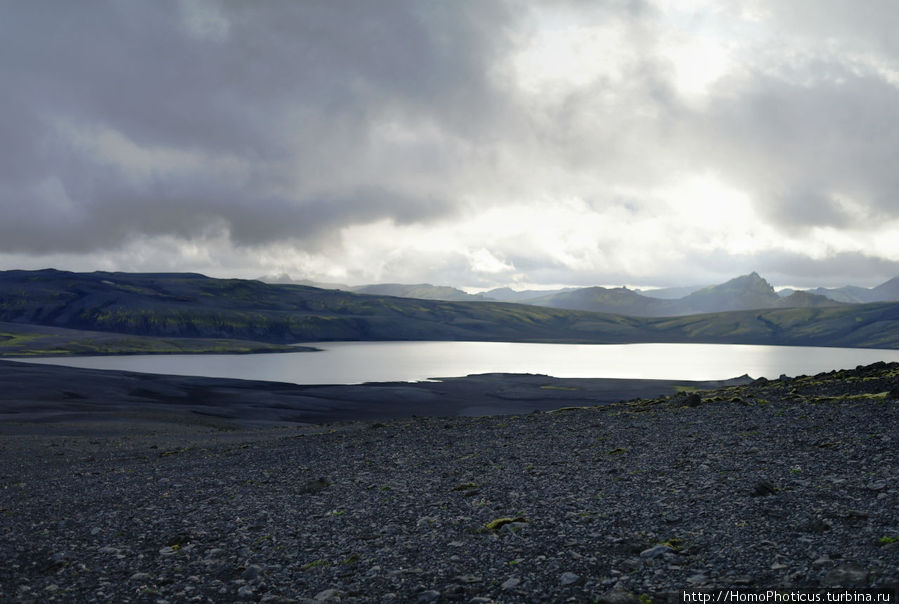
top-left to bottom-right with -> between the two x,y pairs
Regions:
16,341 -> 899,385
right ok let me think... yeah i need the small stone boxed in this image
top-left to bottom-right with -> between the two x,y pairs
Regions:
241,564 -> 262,581
803,518 -> 831,533
129,572 -> 151,582
750,480 -> 777,497
687,573 -> 708,584
469,598 -> 493,604
237,584 -> 255,598
823,565 -> 869,587
640,545 -> 674,558
301,478 -> 331,495
501,577 -> 521,590
453,575 -> 482,584
314,588 -> 340,602
560,571 -> 580,585
598,590 -> 642,604
158,546 -> 178,556
417,590 -> 440,602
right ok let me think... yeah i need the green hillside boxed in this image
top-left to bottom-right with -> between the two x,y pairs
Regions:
1,269 -> 899,352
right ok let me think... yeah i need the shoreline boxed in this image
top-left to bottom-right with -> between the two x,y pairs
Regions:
0,359 -> 751,428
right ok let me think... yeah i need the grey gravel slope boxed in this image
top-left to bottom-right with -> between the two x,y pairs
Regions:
1,364 -> 897,602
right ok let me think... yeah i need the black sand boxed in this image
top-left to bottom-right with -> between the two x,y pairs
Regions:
0,359 -> 751,426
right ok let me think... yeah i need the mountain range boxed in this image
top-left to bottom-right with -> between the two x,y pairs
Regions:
779,277 -> 899,304
4,269 -> 899,350
263,272 -> 899,317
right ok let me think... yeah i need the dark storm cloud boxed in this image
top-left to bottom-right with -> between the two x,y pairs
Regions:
0,0 -> 516,253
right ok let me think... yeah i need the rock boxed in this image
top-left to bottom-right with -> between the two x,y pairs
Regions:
802,518 -> 831,533
598,590 -> 642,604
129,572 -> 151,582
242,564 -> 263,581
237,584 -> 256,599
453,575 -> 482,584
639,545 -> 674,558
301,478 -> 331,494
560,571 -> 580,585
260,595 -> 298,603
417,590 -> 440,602
684,393 -> 702,407
501,577 -> 521,590
750,480 -> 777,496
314,588 -> 340,602
823,565 -> 869,587
687,573 -> 708,584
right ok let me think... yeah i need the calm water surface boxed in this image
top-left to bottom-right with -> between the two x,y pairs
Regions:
17,341 -> 899,384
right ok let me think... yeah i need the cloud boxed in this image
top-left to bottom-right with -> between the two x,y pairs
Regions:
3,1 -> 899,289
0,1 -> 518,253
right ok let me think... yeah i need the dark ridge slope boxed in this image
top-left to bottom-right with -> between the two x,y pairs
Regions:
1,269 -> 898,348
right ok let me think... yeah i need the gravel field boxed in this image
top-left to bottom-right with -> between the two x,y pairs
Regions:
1,363 -> 898,602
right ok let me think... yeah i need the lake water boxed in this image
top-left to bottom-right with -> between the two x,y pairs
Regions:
16,341 -> 899,384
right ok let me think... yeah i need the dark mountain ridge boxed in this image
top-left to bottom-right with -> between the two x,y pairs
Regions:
3,269 -> 899,349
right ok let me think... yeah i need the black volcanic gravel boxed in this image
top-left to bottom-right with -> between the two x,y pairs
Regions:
1,364 -> 898,602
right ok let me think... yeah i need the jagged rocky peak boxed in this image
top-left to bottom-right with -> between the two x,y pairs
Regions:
727,271 -> 775,293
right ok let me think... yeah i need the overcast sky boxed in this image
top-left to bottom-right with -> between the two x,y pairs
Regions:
3,1 -> 899,290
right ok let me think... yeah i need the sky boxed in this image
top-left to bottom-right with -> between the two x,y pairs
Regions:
3,0 -> 899,291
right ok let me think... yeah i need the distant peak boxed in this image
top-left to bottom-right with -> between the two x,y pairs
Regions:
730,271 -> 769,284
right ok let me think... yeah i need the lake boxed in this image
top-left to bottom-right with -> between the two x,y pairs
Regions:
16,341 -> 899,384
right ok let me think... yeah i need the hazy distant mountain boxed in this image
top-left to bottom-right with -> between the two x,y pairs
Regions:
351,283 -> 489,302
776,290 -> 845,308
258,273 -> 349,290
526,286 -> 669,316
873,276 -> 899,300
511,272 -> 842,316
260,271 -> 887,314
634,285 -> 707,299
674,272 -> 779,314
792,276 -> 899,304
671,272 -> 842,314
482,286 -> 577,303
